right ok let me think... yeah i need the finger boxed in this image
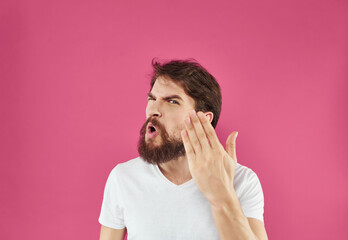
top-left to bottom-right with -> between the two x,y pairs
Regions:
226,131 -> 238,161
189,110 -> 211,151
181,129 -> 196,161
184,114 -> 202,154
197,111 -> 224,151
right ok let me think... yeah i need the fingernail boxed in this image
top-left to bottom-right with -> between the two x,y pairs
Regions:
185,118 -> 191,124
189,110 -> 196,117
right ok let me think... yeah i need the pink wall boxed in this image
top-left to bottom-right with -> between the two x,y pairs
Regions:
1,0 -> 347,239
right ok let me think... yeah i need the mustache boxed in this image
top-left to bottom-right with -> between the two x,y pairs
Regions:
140,117 -> 166,136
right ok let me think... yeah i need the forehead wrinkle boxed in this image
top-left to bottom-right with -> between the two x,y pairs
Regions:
148,86 -> 185,102
149,76 -> 196,107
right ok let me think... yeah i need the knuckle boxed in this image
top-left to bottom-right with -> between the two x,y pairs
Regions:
187,148 -> 194,154
201,144 -> 209,151
197,131 -> 206,140
192,139 -> 200,146
192,116 -> 200,123
207,129 -> 215,137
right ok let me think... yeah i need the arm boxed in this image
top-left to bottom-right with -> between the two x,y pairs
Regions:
181,111 -> 267,239
211,190 -> 268,240
248,218 -> 268,240
99,225 -> 127,240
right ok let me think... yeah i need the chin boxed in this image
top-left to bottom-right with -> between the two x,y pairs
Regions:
145,137 -> 161,147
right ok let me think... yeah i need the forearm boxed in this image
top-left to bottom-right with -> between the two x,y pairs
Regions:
211,190 -> 258,240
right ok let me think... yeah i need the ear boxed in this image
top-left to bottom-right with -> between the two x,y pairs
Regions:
204,112 -> 214,123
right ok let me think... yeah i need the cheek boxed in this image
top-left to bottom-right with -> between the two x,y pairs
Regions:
168,120 -> 186,137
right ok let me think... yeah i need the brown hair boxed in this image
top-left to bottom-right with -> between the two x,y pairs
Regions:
150,58 -> 222,128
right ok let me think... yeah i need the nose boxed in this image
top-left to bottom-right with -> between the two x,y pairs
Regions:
146,101 -> 162,119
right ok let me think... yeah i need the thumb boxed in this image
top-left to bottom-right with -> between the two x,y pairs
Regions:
226,131 -> 238,160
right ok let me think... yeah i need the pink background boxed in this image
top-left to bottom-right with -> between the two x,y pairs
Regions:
1,0 -> 347,239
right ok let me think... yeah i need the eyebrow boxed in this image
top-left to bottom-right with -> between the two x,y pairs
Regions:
148,92 -> 184,102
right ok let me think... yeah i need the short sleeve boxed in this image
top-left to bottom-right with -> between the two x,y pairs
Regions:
239,171 -> 265,222
98,165 -> 126,229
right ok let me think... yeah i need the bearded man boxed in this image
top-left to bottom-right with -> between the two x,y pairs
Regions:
99,59 -> 268,240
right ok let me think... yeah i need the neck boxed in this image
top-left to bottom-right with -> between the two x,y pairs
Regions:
157,155 -> 192,181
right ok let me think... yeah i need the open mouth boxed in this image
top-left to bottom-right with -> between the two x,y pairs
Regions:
147,123 -> 158,138
148,123 -> 157,132
149,125 -> 156,132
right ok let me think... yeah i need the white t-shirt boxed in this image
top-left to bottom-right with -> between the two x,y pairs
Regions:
98,156 -> 264,240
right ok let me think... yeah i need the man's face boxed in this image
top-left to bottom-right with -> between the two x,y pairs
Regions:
137,76 -> 196,165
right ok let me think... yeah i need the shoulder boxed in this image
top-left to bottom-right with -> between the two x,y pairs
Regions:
234,162 -> 263,196
108,156 -> 152,179
235,162 -> 259,182
234,163 -> 265,222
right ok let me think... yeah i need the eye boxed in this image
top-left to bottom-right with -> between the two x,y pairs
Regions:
169,100 -> 179,104
148,97 -> 155,101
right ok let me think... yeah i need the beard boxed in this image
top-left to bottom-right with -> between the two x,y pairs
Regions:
137,117 -> 186,165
